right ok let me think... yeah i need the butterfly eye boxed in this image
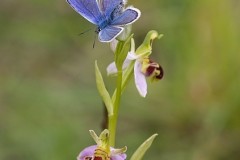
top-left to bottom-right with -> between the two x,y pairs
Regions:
95,27 -> 101,34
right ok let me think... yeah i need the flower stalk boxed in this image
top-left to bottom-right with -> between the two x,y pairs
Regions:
108,37 -> 132,146
108,68 -> 123,146
67,0 -> 164,158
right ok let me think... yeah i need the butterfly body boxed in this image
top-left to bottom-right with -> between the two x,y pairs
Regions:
66,0 -> 140,42
96,3 -> 123,33
97,19 -> 110,32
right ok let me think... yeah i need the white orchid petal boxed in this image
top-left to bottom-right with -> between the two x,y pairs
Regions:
110,146 -> 127,156
122,58 -> 132,70
127,51 -> 139,60
107,62 -> 118,75
127,51 -> 148,61
126,38 -> 141,60
134,60 -> 147,97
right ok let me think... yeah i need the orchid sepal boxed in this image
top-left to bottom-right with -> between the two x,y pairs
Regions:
135,30 -> 163,56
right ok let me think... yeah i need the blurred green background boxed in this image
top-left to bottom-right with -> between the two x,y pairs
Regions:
1,0 -> 240,159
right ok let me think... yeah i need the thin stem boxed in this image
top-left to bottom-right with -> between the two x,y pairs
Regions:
107,38 -> 131,146
108,69 -> 123,147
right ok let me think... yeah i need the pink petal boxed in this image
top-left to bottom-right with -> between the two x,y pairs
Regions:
111,153 -> 127,160
107,59 -> 132,75
122,58 -> 132,70
77,145 -> 127,160
127,51 -> 148,61
110,147 -> 127,160
134,60 -> 147,97
107,62 -> 118,75
77,145 -> 96,160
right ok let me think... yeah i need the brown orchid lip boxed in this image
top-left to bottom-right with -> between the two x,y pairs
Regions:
145,65 -> 156,76
156,65 -> 164,79
144,59 -> 164,80
84,157 -> 93,160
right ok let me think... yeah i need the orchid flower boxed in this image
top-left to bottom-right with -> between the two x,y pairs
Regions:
77,130 -> 127,160
78,145 -> 127,160
107,32 -> 163,97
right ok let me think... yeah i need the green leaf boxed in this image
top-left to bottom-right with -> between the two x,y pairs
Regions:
130,134 -> 158,160
95,61 -> 113,116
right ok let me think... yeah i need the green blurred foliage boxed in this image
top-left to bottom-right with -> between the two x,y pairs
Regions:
0,0 -> 240,159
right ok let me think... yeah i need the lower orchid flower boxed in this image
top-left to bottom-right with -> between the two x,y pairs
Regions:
78,145 -> 127,160
77,130 -> 127,160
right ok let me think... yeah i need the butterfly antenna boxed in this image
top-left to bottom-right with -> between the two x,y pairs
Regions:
78,28 -> 93,36
92,31 -> 97,48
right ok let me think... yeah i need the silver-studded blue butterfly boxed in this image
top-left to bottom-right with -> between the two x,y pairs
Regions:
66,0 -> 141,42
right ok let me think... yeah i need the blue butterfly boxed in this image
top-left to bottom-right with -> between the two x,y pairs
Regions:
66,0 -> 141,42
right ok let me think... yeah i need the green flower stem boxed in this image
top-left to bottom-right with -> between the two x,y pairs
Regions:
111,61 -> 134,104
108,37 -> 131,146
109,69 -> 123,147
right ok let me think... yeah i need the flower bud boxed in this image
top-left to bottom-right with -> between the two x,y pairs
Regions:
116,25 -> 132,41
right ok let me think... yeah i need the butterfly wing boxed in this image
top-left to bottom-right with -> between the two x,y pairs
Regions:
66,0 -> 103,24
99,26 -> 123,42
98,0 -> 124,16
110,7 -> 141,26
